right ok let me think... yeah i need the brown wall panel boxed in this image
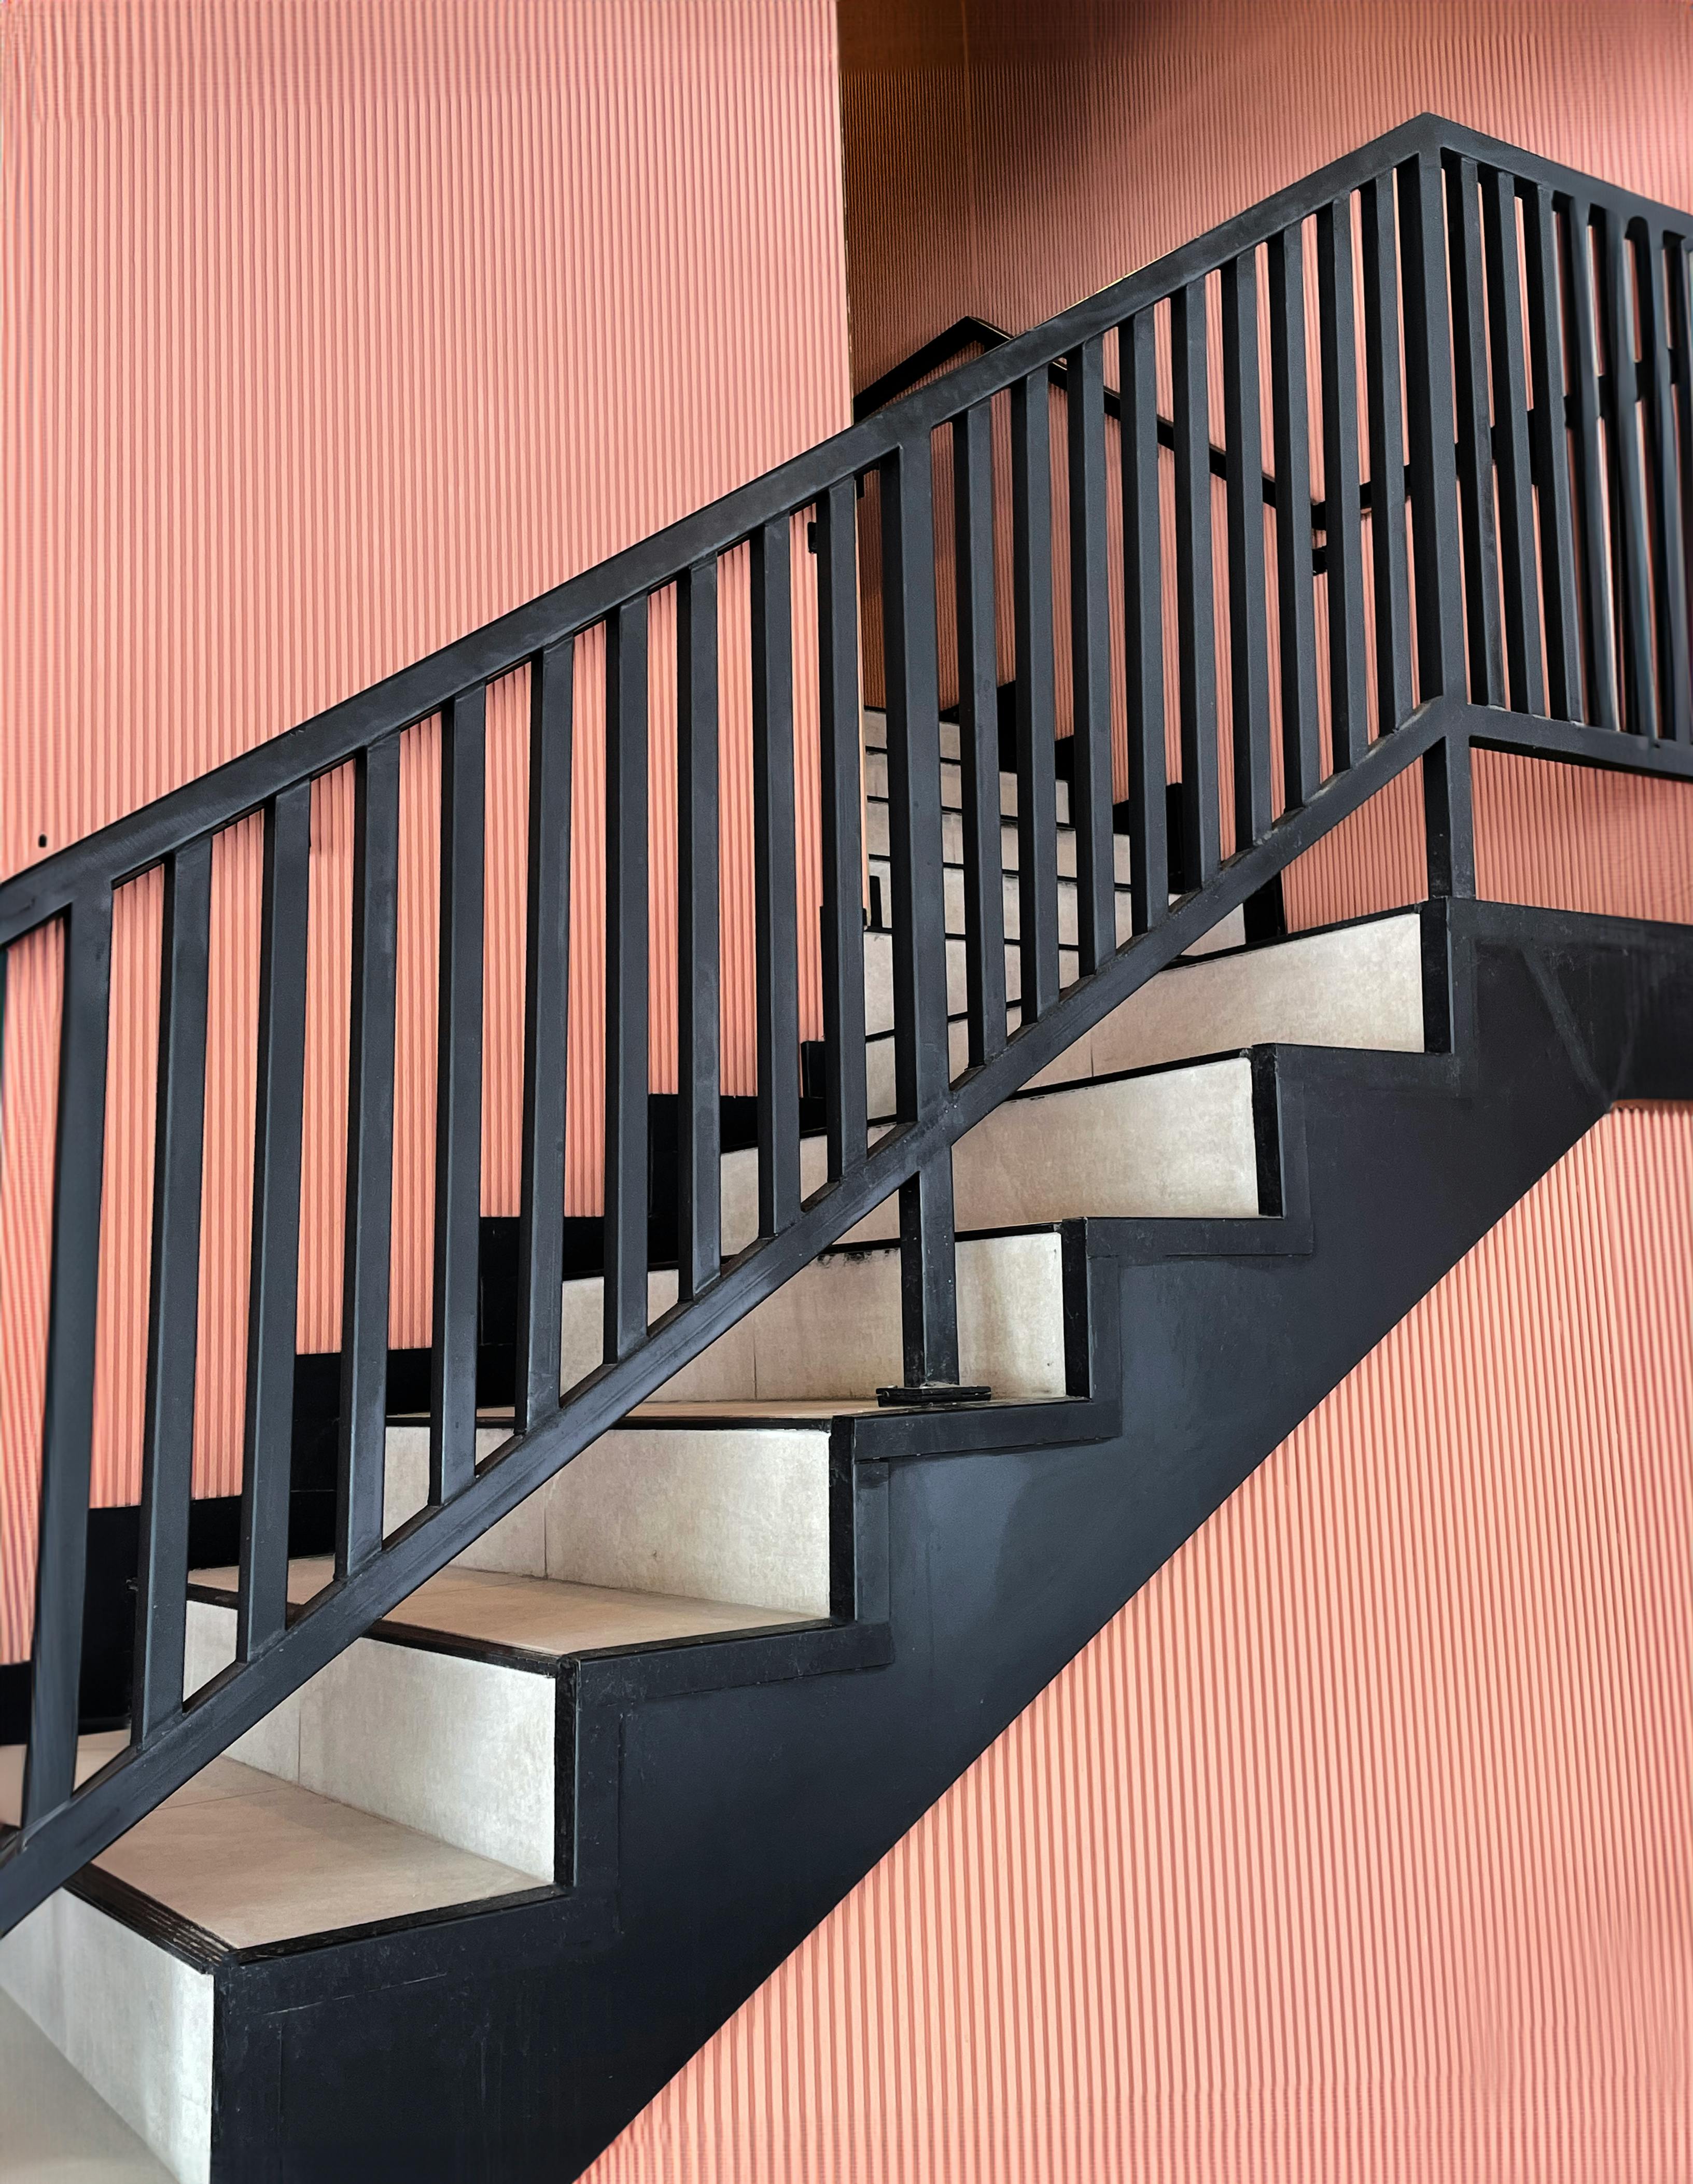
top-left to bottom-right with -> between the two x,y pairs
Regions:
588,1102 -> 1693,2177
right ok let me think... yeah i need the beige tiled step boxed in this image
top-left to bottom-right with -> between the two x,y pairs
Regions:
0,1735 -> 539,1950
183,1563 -> 811,1880
866,850 -> 1135,950
958,1058 -> 1262,1226
864,797 -> 1134,884
0,1733 -> 537,2184
721,1052 -> 1259,1269
862,745 -> 1073,826
1029,911 -> 1425,1087
862,908 -> 1247,1041
858,909 -> 1422,1110
384,1417 -> 835,1614
562,1228 -> 1070,1405
573,919 -> 1422,1402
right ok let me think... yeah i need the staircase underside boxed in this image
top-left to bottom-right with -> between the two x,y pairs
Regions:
6,898 -> 1682,2180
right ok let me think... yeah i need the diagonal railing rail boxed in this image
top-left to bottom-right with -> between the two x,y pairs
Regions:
1,114 -> 1689,1934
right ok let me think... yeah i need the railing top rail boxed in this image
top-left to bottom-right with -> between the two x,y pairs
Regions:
2,111 -> 1687,946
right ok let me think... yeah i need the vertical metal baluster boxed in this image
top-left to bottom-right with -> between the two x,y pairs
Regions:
1564,199 -> 1620,731
1011,371 -> 1061,1019
1482,168 -> 1547,717
1269,222 -> 1322,804
1318,192 -> 1368,768
0,943 -> 6,1447
22,891 -> 112,1825
751,519 -> 800,1236
1066,336 -> 1115,970
953,405 -> 1008,1062
1319,197 -> 1372,773
1222,250 -> 1273,846
1523,184 -> 1583,720
517,639 -> 572,1420
1424,727 -> 1477,902
132,842 -> 211,1742
336,739 -> 400,1576
815,487 -> 868,1174
1361,173 -> 1415,730
1643,226 -> 1691,742
879,437 -> 970,1395
1171,278 -> 1221,885
1671,241 -> 1693,695
1674,237 -> 1693,736
1398,148 -> 1467,703
604,600 -> 650,1362
430,688 -> 485,1504
894,1156 -> 970,1398
1445,153 -> 1505,705
1120,310 -> 1168,928
676,567 -> 722,1294
236,786 -> 311,1662
1601,209 -> 1659,735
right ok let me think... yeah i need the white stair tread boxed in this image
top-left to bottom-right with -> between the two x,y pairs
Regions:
192,1558 -> 817,1660
0,1987 -> 172,2182
0,1731 -> 537,1951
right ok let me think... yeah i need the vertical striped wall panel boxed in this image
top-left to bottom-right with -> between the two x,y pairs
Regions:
843,0 -> 1693,935
586,1103 -> 1693,2180
841,0 -> 1693,396
0,0 -> 850,1655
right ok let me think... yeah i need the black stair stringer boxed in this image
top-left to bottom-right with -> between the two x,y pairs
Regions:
202,901 -> 1693,2184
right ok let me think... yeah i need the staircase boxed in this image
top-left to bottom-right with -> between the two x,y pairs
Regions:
1,115 -> 1690,2179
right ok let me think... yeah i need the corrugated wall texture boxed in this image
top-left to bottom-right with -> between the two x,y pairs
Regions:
841,0 -> 1693,934
587,1101 -> 1693,2180
839,0 -> 1693,390
0,0 -> 851,1652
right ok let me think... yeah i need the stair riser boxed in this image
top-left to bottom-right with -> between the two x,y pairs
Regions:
383,1423 -> 834,1616
865,930 -> 1076,1034
561,1231 -> 1070,1403
174,1418 -> 837,1884
1026,912 -> 1425,1088
867,853 -> 1135,950
0,1891 -> 213,2184
183,1602 -> 558,1882
863,748 -> 1072,825
862,909 -> 1250,1040
865,799 -> 1133,885
957,1059 -> 1262,1225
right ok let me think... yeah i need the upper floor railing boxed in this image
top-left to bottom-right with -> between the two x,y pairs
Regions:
1,114 -> 1689,1934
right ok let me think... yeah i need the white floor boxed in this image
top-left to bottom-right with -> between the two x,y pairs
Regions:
0,1989 -> 171,2181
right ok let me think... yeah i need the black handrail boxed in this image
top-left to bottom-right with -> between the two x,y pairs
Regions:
854,310 -> 1281,505
2,114 -> 1689,1935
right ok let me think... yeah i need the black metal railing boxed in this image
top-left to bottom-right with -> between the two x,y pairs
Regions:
1,115 -> 1689,1933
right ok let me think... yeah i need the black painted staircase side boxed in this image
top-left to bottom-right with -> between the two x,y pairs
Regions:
98,902 -> 1693,2180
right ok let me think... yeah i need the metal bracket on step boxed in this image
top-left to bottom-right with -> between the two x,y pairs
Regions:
875,1381 -> 992,1408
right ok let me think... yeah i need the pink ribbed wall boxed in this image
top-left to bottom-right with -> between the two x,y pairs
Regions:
841,0 -> 1693,393
0,0 -> 850,1659
842,0 -> 1693,931
589,1102 -> 1693,2179
572,9 -> 1693,2170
